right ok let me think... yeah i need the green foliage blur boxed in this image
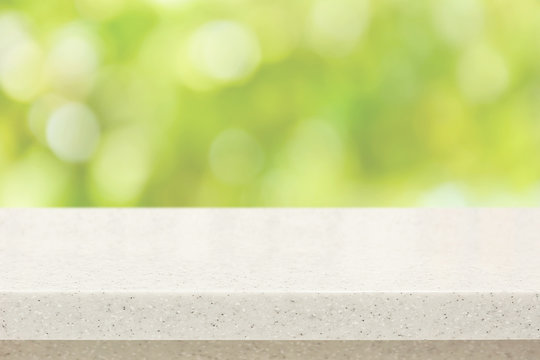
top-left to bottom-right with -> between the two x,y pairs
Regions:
0,0 -> 539,206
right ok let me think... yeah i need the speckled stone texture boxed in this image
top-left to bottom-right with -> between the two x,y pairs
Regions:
2,292 -> 540,340
2,341 -> 540,359
1,209 -> 540,340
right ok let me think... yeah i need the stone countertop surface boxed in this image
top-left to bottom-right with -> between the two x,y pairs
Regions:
0,208 -> 539,340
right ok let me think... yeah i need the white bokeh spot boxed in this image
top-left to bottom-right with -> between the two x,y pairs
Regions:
188,21 -> 261,82
0,12 -> 43,102
46,23 -> 100,96
457,44 -> 509,103
90,127 -> 151,205
418,183 -> 469,207
308,0 -> 370,57
433,0 -> 484,46
46,102 -> 100,163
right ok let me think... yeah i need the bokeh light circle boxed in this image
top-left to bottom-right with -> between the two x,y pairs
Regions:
0,12 -> 43,102
433,0 -> 484,46
46,102 -> 100,163
188,20 -> 261,82
0,39 -> 43,102
45,23 -> 100,97
457,44 -> 509,103
307,0 -> 370,57
0,148 -> 72,206
0,12 -> 30,62
89,127 -> 152,205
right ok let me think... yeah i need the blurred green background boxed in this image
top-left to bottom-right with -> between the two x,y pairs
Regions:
0,0 -> 539,206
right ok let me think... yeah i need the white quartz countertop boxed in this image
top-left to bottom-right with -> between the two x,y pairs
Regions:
1,209 -> 539,340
